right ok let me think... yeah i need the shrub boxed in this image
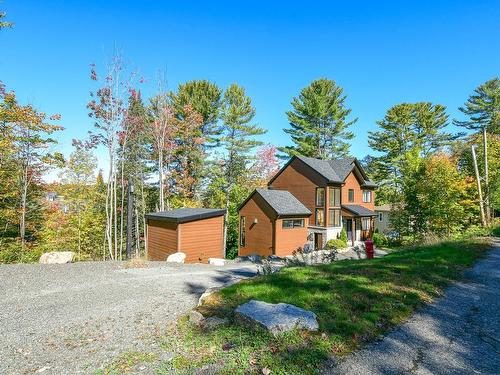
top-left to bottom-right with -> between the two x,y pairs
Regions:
372,232 -> 388,248
339,229 -> 348,243
326,239 -> 347,250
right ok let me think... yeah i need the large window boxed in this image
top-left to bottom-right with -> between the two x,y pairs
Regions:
361,218 -> 371,231
362,190 -> 372,203
329,187 -> 341,207
315,208 -> 325,226
316,187 -> 325,206
282,219 -> 304,229
329,209 -> 341,227
239,216 -> 246,247
348,189 -> 355,202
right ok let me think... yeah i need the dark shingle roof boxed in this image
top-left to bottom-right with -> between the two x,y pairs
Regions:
342,205 -> 376,217
296,156 -> 377,187
256,188 -> 311,217
297,156 -> 342,182
145,208 -> 226,224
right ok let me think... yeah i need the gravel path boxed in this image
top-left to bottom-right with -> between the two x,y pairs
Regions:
324,239 -> 500,375
0,260 -> 258,374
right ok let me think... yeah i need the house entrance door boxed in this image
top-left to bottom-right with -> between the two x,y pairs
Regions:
345,219 -> 353,246
314,233 -> 323,250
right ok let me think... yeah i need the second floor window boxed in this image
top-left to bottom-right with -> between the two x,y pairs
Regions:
362,190 -> 372,203
329,187 -> 341,207
348,189 -> 354,202
315,208 -> 324,226
316,187 -> 325,206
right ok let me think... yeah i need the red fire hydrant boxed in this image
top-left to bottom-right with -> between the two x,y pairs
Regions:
365,239 -> 374,259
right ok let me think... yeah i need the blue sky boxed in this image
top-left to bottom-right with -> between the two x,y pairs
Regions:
1,1 -> 499,177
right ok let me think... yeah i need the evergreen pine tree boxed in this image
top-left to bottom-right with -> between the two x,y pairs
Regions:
281,78 -> 356,159
169,80 -> 222,146
368,102 -> 453,194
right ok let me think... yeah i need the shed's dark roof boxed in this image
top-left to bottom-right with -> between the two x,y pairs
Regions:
257,189 -> 312,216
145,208 -> 226,224
342,204 -> 376,217
283,156 -> 377,187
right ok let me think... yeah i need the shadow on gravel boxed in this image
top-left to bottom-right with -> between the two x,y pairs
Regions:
183,266 -> 258,298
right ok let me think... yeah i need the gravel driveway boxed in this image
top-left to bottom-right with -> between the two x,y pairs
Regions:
0,260 -> 258,374
324,239 -> 500,374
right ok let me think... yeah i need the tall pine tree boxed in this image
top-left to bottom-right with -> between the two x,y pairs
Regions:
219,83 -> 266,256
169,80 -> 222,146
368,102 -> 454,200
281,78 -> 356,159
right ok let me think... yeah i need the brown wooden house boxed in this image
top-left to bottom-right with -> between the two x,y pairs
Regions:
238,156 -> 377,256
238,189 -> 311,257
146,208 -> 225,263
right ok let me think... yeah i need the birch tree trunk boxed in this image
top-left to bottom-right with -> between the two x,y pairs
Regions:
482,127 -> 490,224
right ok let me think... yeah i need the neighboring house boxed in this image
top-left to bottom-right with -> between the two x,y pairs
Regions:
238,156 -> 377,257
374,204 -> 393,234
45,191 -> 69,213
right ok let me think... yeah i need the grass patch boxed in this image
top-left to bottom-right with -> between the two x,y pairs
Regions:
95,351 -> 158,374
122,256 -> 149,269
159,237 -> 494,374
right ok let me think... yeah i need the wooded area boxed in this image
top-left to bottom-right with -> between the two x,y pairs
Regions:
1,18 -> 499,262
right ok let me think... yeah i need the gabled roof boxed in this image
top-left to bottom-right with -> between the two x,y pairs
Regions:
375,204 -> 393,212
342,204 -> 376,217
238,188 -> 311,217
297,156 -> 342,183
269,155 -> 378,188
145,208 -> 226,224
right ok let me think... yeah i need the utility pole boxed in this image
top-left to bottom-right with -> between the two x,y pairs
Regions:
471,145 -> 486,227
126,182 -> 134,259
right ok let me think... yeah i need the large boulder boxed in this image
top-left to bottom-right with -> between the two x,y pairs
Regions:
39,251 -> 75,264
235,300 -> 319,335
166,252 -> 186,263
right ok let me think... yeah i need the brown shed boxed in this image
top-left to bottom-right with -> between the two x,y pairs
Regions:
146,208 -> 226,263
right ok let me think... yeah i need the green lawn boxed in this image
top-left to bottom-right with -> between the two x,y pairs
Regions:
157,237 -> 494,374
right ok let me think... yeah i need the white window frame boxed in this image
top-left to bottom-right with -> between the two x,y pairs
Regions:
282,219 -> 304,229
362,190 -> 372,203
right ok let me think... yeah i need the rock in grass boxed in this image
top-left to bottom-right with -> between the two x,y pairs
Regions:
202,317 -> 229,330
166,252 -> 186,263
188,310 -> 204,325
235,300 -> 319,335
39,251 -> 75,264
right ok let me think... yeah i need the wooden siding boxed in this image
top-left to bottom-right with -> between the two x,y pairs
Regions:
179,215 -> 224,263
239,195 -> 274,257
147,219 -> 177,261
270,159 -> 324,226
342,170 -> 376,210
274,218 -> 309,257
